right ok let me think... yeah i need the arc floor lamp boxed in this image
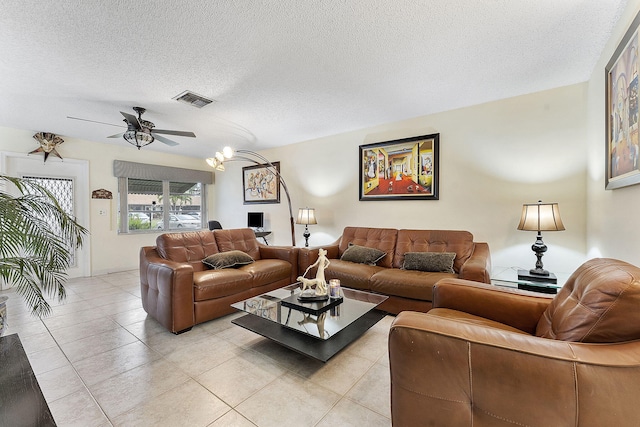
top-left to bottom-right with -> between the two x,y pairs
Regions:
207,147 -> 296,246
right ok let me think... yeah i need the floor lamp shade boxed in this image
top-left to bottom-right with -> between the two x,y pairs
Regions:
517,201 -> 565,283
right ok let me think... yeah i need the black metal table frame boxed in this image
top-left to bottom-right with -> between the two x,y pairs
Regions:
232,308 -> 386,362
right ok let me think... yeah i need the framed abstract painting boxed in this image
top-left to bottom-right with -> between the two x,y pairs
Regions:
242,161 -> 280,204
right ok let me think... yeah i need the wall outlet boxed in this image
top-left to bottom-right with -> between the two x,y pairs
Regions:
98,209 -> 107,216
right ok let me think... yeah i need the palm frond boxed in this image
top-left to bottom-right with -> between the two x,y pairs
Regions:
0,175 -> 88,317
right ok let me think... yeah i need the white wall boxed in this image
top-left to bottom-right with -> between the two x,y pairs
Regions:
215,84 -> 589,274
1,70 -> 603,278
0,126 -> 215,275
587,1 -> 640,267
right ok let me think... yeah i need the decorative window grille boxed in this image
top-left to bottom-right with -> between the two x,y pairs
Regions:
22,176 -> 76,266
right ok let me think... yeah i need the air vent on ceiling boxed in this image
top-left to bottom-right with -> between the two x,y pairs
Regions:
173,90 -> 215,108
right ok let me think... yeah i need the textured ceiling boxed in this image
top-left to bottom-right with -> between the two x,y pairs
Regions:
0,0 -> 628,158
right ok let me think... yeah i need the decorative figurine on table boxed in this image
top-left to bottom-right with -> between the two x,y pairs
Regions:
297,248 -> 331,298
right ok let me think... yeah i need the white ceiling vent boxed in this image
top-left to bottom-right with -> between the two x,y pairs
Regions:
173,91 -> 215,108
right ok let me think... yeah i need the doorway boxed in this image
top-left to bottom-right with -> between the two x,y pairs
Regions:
1,152 -> 91,279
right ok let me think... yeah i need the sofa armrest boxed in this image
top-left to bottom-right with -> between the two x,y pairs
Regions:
139,246 -> 195,333
259,244 -> 299,283
298,244 -> 340,276
432,278 -> 552,334
458,242 -> 491,283
389,311 -> 640,427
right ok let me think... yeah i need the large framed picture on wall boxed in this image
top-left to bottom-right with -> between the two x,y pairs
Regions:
606,10 -> 640,190
242,162 -> 281,204
359,133 -> 439,201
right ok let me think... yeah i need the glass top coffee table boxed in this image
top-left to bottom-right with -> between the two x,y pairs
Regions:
231,283 -> 388,362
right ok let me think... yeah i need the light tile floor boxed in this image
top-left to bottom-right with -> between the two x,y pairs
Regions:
1,271 -> 393,426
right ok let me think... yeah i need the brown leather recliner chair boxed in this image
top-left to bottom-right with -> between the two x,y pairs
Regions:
389,258 -> 640,427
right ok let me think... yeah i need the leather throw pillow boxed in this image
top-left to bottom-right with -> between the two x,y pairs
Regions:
340,243 -> 386,265
402,252 -> 456,273
202,250 -> 254,269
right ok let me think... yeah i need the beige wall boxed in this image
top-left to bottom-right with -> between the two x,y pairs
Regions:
13,10 -> 640,277
587,1 -> 640,267
215,84 -> 589,274
0,126 -> 215,275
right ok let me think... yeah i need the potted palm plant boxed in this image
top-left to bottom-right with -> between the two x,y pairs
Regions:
0,175 -> 87,332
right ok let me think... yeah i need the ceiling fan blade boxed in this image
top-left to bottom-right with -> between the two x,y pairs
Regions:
67,116 -> 124,128
153,134 -> 180,146
107,132 -> 124,138
152,129 -> 196,138
120,111 -> 141,129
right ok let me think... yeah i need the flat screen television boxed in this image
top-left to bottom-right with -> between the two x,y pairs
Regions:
247,212 -> 264,228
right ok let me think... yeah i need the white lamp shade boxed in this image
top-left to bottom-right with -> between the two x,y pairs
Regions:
517,201 -> 565,232
296,208 -> 317,225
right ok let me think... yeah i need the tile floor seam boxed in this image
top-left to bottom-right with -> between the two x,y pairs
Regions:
40,320 -> 113,425
340,392 -> 391,420
191,349 -> 287,410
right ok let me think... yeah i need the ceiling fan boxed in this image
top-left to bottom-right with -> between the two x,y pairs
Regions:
68,107 -> 196,149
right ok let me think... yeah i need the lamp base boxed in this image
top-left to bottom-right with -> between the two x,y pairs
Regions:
518,269 -> 557,284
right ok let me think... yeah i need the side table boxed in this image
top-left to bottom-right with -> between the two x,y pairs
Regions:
254,230 -> 271,245
491,267 -> 569,294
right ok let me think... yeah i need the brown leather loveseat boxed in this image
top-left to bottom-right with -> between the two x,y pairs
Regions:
298,226 -> 491,313
140,228 -> 298,333
389,258 -> 640,426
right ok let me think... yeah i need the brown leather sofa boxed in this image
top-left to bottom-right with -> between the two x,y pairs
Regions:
298,226 -> 491,313
389,258 -> 640,427
140,228 -> 298,333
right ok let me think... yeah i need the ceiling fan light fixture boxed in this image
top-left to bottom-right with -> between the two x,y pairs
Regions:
123,130 -> 154,150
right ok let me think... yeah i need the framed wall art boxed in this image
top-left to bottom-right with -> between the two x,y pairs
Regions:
606,10 -> 640,190
359,133 -> 439,201
242,161 -> 281,204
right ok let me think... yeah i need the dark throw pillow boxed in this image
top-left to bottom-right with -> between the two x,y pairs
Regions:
202,250 -> 254,269
340,244 -> 386,265
402,252 -> 456,273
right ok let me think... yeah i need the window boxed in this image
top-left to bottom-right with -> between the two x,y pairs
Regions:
114,161 -> 212,234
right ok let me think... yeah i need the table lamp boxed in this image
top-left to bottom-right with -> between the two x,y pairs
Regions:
517,200 -> 565,283
296,207 -> 317,247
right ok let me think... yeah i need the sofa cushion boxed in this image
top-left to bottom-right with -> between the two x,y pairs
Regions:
193,269 -> 253,301
323,259 -> 383,291
341,244 -> 386,265
339,227 -> 398,268
371,268 -> 456,301
202,250 -> 254,269
536,258 -> 640,343
403,252 -> 456,273
243,259 -> 292,287
394,230 -> 474,271
214,228 -> 262,260
156,231 -> 219,271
